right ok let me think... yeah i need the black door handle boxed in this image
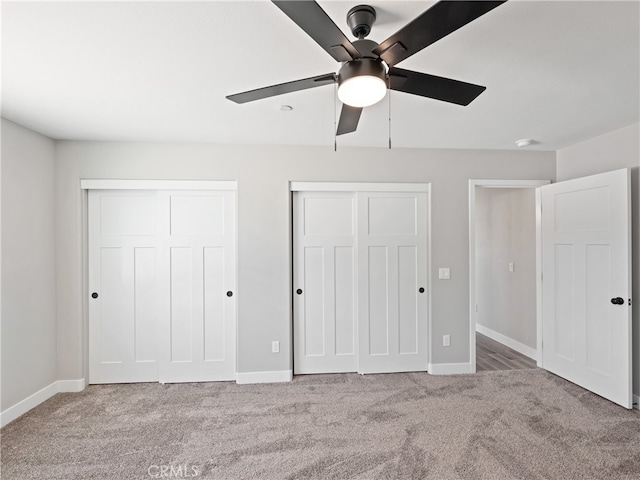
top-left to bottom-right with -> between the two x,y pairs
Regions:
296,289 -> 303,295
91,292 -> 99,299
611,297 -> 624,305
419,287 -> 425,293
226,291 -> 233,297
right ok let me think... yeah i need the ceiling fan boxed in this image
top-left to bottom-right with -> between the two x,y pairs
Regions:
227,1 -> 506,135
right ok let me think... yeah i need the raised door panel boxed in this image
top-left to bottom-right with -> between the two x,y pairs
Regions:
398,246 -> 419,355
133,247 -> 158,362
203,247 -> 227,361
169,246 -> 195,363
334,246 -> 356,356
367,246 -> 390,356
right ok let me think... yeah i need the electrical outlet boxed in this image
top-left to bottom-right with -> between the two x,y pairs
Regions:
271,341 -> 280,353
438,268 -> 451,280
443,335 -> 451,347
509,262 -> 515,272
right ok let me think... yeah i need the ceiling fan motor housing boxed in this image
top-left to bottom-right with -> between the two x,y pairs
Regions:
338,58 -> 386,86
347,5 -> 377,39
352,39 -> 380,59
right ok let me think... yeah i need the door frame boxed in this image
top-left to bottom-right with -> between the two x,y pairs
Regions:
289,182 -> 432,371
80,179 -> 238,382
468,179 -> 550,373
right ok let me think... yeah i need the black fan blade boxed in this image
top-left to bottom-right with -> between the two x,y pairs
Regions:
336,105 -> 363,135
226,73 -> 336,104
389,67 -> 485,106
272,1 -> 361,62
373,1 -> 506,66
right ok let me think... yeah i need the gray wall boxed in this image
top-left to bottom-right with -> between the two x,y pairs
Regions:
3,117 -> 637,414
1,119 -> 57,410
556,122 -> 640,399
54,142 -> 556,380
475,187 -> 537,349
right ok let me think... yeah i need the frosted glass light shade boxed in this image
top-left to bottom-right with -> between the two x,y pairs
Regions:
337,58 -> 387,108
338,75 -> 387,107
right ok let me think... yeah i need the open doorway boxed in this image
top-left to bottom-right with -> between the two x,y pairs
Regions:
469,180 -> 549,372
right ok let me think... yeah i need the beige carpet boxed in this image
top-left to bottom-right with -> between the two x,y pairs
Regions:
1,369 -> 639,479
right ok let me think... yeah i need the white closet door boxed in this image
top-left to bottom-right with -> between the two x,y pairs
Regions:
89,188 -> 236,384
88,190 -> 160,383
358,192 -> 428,374
157,190 -> 236,383
293,192 -> 357,374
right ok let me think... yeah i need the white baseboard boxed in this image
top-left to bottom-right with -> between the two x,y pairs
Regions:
0,378 -> 86,428
476,323 -> 537,360
428,363 -> 473,375
58,378 -> 87,392
236,370 -> 293,385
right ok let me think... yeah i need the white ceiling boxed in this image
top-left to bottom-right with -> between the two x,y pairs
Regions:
2,0 -> 639,150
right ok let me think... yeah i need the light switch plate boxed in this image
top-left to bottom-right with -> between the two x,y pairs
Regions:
438,268 -> 451,280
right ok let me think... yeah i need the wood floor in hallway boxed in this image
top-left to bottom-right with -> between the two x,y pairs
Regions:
476,332 -> 537,372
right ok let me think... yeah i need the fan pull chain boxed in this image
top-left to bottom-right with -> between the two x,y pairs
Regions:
388,77 -> 392,149
333,81 -> 337,152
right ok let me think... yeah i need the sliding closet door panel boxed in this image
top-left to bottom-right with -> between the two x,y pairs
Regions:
159,190 -> 236,383
89,190 -> 159,383
293,192 -> 357,374
358,192 -> 428,374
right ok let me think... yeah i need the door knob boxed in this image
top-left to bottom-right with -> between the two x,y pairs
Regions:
226,291 -> 233,297
611,297 -> 624,305
91,292 -> 99,299
296,289 -> 303,295
419,287 -> 425,293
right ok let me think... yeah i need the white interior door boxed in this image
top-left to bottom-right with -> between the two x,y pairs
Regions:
89,190 -> 160,383
358,192 -> 428,374
89,188 -> 236,384
157,190 -> 236,383
541,168 -> 632,408
293,192 -> 357,374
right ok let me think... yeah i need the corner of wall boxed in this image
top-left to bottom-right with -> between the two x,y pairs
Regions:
0,379 -> 85,428
1,119 -> 58,423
